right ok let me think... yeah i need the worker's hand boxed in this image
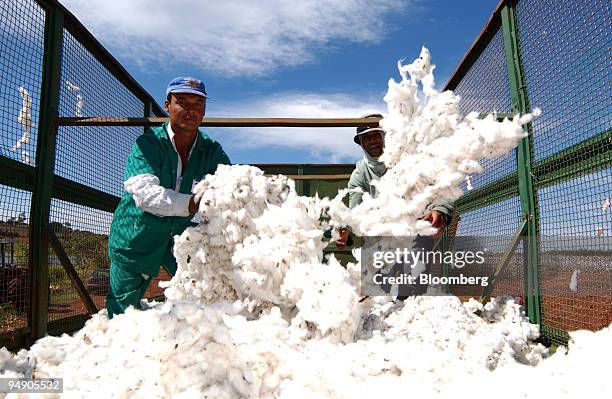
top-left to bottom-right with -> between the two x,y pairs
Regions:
188,195 -> 198,214
423,210 -> 447,237
336,227 -> 350,249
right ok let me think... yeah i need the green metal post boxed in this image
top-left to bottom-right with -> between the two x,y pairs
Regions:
28,6 -> 64,345
500,2 -> 541,325
144,98 -> 153,134
296,166 -> 304,196
302,172 -> 311,197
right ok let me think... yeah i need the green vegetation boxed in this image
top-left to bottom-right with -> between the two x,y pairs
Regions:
1,218 -> 110,316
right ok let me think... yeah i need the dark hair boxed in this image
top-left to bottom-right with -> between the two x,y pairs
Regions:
166,93 -> 173,103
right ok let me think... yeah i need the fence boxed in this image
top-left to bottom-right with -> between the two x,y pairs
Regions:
0,0 -> 609,350
444,0 -> 611,345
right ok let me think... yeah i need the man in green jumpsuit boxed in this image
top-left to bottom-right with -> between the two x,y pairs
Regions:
106,77 -> 230,318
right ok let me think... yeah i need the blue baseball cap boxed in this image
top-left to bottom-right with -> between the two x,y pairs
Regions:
166,77 -> 208,99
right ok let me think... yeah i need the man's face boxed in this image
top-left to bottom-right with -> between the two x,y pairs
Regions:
164,93 -> 206,132
360,130 -> 384,157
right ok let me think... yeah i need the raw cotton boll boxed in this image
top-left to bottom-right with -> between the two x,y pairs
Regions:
165,165 -> 293,304
18,86 -> 32,113
224,194 -> 331,307
281,257 -> 359,340
403,47 -> 434,83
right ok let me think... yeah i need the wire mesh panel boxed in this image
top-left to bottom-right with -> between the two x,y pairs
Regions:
0,0 -> 45,166
516,0 -> 611,161
48,199 -> 112,323
55,29 -> 146,197
0,185 -> 32,334
536,169 -> 612,344
454,29 -> 513,116
453,197 -> 524,300
453,26 -> 517,193
515,0 -> 612,343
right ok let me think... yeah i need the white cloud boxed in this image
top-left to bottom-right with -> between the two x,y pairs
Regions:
210,92 -> 386,163
60,0 -> 407,76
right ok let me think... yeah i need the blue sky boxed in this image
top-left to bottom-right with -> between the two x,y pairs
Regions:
60,0 -> 501,164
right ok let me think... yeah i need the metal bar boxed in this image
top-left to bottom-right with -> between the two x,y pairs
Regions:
253,163 -> 356,168
270,174 -> 352,181
0,155 -> 36,192
478,112 -> 515,120
28,6 -> 64,346
144,98 -> 154,134
533,129 -> 611,189
45,225 -> 98,315
456,187 -> 519,214
539,325 -> 570,345
480,220 -> 527,304
256,164 -> 356,176
455,172 -> 518,211
500,2 -> 541,325
296,167 -> 304,196
55,116 -> 383,128
47,314 -> 88,336
33,0 -> 165,116
53,176 -> 120,214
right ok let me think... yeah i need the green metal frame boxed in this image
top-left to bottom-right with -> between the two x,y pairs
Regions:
0,156 -> 35,193
1,0 -> 167,349
46,225 -> 98,315
441,0 -> 611,344
500,2 -> 541,325
480,220 -> 527,304
33,0 -> 166,117
27,6 -> 64,346
534,129 -> 612,188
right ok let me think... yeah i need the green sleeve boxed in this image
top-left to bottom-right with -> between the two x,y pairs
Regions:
124,132 -> 162,180
426,198 -> 455,224
348,169 -> 365,209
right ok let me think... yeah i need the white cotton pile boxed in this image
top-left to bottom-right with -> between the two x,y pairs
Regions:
328,47 -> 540,237
3,294 -> 609,398
163,164 -> 298,304
1,48 -> 610,399
164,164 -> 361,340
443,324 -> 612,399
